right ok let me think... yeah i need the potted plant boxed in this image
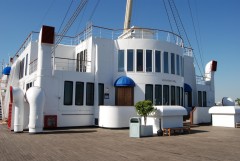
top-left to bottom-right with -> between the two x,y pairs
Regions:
135,100 -> 156,137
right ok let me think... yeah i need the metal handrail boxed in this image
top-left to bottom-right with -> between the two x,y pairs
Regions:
13,25 -> 186,60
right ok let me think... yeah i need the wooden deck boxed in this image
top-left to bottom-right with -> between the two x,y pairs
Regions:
1,123 -> 240,161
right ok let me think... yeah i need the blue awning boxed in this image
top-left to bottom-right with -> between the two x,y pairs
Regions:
184,83 -> 192,92
2,67 -> 11,75
114,76 -> 135,87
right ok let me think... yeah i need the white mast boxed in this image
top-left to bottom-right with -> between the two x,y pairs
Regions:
124,0 -> 133,31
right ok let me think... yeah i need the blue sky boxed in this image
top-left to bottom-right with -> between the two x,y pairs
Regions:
0,0 -> 239,102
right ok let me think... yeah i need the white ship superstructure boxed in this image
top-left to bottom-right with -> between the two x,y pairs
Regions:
0,0 -> 217,133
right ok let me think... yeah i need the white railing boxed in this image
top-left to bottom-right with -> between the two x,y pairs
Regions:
54,57 -> 91,72
196,75 -> 206,85
29,59 -> 38,75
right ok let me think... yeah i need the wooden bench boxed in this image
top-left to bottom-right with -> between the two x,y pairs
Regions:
162,126 -> 190,136
236,122 -> 240,128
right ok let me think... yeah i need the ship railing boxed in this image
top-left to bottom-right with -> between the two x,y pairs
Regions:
12,32 -> 77,61
196,75 -> 206,85
74,25 -> 184,47
184,47 -> 193,57
13,25 -> 185,62
29,58 -> 38,75
53,57 -> 91,72
12,32 -> 39,61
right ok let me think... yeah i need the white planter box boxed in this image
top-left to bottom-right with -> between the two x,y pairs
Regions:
140,125 -> 153,137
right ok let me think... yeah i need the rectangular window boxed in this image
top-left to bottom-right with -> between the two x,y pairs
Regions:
25,54 -> 28,76
203,91 -> 207,107
26,82 -> 32,90
163,85 -> 169,105
181,87 -> 184,106
155,85 -> 162,105
64,81 -> 73,105
118,50 -> 124,72
171,86 -> 175,105
181,57 -> 184,76
176,55 -> 180,75
198,91 -> 203,107
80,50 -> 87,72
164,52 -> 169,73
155,50 -> 161,72
98,83 -> 104,105
76,53 -> 80,72
146,50 -> 152,72
179,55 -> 182,76
19,58 -> 25,79
176,86 -> 180,105
145,84 -> 153,103
171,53 -> 175,74
127,49 -> 134,71
137,49 -> 143,72
86,83 -> 94,106
75,82 -> 84,105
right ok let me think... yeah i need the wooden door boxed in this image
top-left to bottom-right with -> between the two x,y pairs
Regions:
116,87 -> 133,106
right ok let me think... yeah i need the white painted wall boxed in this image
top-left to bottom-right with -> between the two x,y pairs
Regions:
193,107 -> 211,124
184,55 -> 197,106
99,106 -> 137,128
209,106 -> 240,128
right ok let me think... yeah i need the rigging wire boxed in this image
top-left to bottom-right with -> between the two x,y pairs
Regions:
187,0 -> 205,73
57,0 -> 74,34
54,0 -> 88,47
36,0 -> 55,29
89,0 -> 101,21
168,0 -> 204,77
163,0 -> 176,42
75,0 -> 100,35
167,0 -> 181,37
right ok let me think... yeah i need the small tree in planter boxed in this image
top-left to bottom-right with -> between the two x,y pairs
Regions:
135,100 -> 156,126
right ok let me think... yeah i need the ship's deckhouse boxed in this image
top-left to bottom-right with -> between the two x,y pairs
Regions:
0,0 -> 217,133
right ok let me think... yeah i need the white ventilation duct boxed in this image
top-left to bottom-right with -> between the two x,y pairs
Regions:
12,87 -> 24,133
26,86 -> 45,133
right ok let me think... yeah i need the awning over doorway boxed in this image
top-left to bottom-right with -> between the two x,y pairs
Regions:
2,66 -> 11,75
114,76 -> 135,87
184,83 -> 192,92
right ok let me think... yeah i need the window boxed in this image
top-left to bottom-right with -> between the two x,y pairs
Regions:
64,81 -> 73,105
164,52 -> 169,73
171,53 -> 175,74
146,50 -> 152,72
127,49 -> 134,71
19,58 -> 25,79
145,84 -> 153,102
76,50 -> 87,72
171,86 -> 175,105
176,55 -> 180,75
81,50 -> 87,72
137,49 -> 143,71
181,57 -> 184,76
155,50 -> 161,72
76,52 -> 80,71
25,54 -> 28,76
75,82 -> 84,105
155,85 -> 162,105
26,82 -> 32,90
181,87 -> 184,106
163,85 -> 169,105
176,86 -> 180,105
98,83 -> 104,105
118,50 -> 124,72
198,91 -> 202,107
203,91 -> 207,107
86,83 -> 94,106
179,56 -> 183,76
